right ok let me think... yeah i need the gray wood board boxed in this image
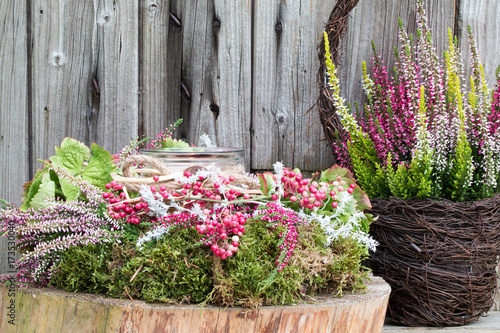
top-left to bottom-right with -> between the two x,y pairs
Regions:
95,0 -> 139,152
251,0 -> 335,172
0,1 -> 28,274
457,0 -> 500,88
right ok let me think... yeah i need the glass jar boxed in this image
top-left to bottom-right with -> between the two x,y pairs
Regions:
139,147 -> 245,174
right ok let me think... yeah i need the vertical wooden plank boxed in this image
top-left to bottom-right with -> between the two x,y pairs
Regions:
339,0 -> 456,110
178,0 -> 252,170
95,0 -> 139,152
0,1 -> 28,203
457,0 -> 500,88
252,0 -> 335,174
140,0 -> 184,140
30,0 -> 97,167
0,1 -> 28,275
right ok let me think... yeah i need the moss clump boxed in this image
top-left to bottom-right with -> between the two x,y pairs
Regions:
50,243 -> 114,293
210,218 -> 369,307
108,227 -> 213,303
52,219 -> 369,307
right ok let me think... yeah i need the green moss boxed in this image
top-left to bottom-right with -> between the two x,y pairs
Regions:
52,219 -> 370,307
108,227 -> 213,303
51,243 -> 114,293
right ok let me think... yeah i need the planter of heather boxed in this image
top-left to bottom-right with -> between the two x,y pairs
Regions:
319,0 -> 500,327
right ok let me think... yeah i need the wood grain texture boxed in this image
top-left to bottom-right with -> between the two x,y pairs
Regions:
252,0 -> 335,172
139,0 -> 184,141
95,0 -> 139,152
30,0 -> 97,168
0,1 -> 29,204
339,0 -> 456,110
0,0 -> 28,277
0,276 -> 391,333
177,0 -> 253,170
456,0 -> 500,89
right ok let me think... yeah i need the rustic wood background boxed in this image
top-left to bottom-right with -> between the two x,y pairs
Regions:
1,0 -> 499,306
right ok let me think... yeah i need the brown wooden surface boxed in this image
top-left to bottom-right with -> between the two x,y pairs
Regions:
0,276 -> 390,333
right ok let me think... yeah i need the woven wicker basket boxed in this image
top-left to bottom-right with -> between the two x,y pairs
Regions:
368,196 -> 500,326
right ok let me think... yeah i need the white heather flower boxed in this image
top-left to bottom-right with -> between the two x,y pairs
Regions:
272,161 -> 285,197
200,133 -> 216,147
136,226 -> 170,250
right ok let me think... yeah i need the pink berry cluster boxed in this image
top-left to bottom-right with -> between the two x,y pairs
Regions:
175,170 -> 251,203
103,180 -> 150,224
273,170 -> 356,211
160,204 -> 252,260
201,205 -> 252,260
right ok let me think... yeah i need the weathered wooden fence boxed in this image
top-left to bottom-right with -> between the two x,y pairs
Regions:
1,0 -> 499,304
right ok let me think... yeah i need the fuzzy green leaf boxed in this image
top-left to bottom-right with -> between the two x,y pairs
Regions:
30,175 -> 55,210
20,167 -> 47,211
53,138 -> 90,174
81,143 -> 115,188
60,178 -> 80,201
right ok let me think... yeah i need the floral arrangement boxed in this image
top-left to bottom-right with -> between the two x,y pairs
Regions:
0,122 -> 377,307
325,0 -> 500,201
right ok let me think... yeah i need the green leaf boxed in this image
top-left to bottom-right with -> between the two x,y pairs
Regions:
30,175 -> 55,210
53,138 -> 90,174
351,184 -> 372,211
60,178 -> 80,201
320,165 -> 355,183
20,166 -> 47,211
257,172 -> 274,195
81,143 -> 115,188
160,137 -> 190,148
320,165 -> 372,211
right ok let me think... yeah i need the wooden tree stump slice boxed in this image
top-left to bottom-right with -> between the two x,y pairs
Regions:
0,276 -> 390,333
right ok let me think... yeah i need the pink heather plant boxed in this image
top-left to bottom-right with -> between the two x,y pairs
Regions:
324,0 -> 500,201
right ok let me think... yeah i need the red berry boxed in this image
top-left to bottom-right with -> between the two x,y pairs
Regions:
229,175 -> 235,182
350,183 -> 356,189
331,202 -> 338,208
347,188 -> 354,194
271,194 -> 278,201
153,175 -> 160,182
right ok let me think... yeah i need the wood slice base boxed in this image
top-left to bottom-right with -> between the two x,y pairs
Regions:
0,276 -> 390,333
